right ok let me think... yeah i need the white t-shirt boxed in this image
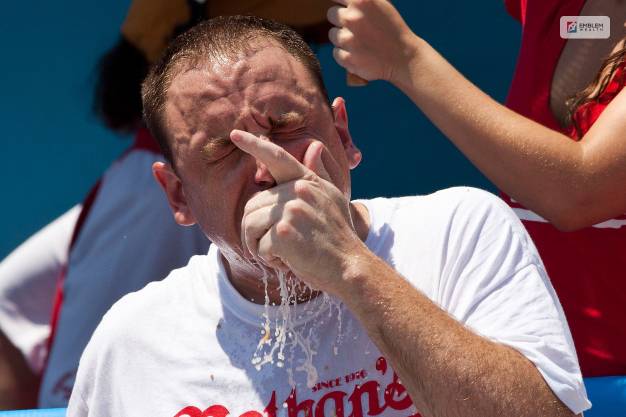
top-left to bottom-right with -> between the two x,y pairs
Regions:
36,149 -> 210,406
67,187 -> 591,416
0,205 -> 80,373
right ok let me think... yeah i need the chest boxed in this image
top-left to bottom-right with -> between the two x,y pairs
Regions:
549,0 -> 626,125
129,307 -> 421,417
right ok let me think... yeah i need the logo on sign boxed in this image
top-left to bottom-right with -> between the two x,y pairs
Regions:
566,21 -> 577,33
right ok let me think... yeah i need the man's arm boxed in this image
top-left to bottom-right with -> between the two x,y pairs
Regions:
338,249 -> 577,417
231,131 -> 585,417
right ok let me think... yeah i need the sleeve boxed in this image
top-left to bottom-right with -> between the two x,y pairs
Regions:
436,189 -> 591,414
66,279 -> 162,417
67,387 -> 89,417
66,300 -> 117,417
0,205 -> 81,372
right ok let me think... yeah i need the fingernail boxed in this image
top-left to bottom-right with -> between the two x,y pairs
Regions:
230,130 -> 243,142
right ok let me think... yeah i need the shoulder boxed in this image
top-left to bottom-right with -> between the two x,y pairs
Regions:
424,187 -> 530,238
427,186 -> 516,215
71,253 -> 211,408
83,253 -> 208,350
434,187 -> 540,266
385,188 -> 542,281
360,187 -> 539,272
369,186 -> 509,209
372,187 -> 525,234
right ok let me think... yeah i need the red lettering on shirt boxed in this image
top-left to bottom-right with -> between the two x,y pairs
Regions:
173,357 -> 421,417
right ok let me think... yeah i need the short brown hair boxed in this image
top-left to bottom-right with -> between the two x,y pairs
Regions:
141,15 -> 330,164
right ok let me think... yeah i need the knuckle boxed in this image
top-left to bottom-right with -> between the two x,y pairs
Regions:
352,0 -> 370,8
243,199 -> 256,215
333,47 -> 350,63
285,199 -> 306,217
241,211 -> 251,229
338,7 -> 352,26
275,221 -> 292,238
272,147 -> 285,161
342,53 -> 354,68
344,9 -> 362,25
293,179 -> 312,198
341,29 -> 355,47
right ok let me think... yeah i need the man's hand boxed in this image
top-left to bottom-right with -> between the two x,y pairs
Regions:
327,0 -> 418,85
231,129 -> 366,296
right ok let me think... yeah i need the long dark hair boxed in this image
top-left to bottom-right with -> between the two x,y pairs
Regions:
93,37 -> 149,133
93,0 -> 206,133
567,37 -> 626,139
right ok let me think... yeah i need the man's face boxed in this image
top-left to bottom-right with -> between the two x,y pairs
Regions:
155,42 -> 361,268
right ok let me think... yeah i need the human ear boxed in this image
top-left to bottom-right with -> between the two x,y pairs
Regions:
332,97 -> 362,169
152,161 -> 197,226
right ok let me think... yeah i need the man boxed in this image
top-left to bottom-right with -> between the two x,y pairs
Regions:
68,15 -> 590,417
2,0 -> 335,408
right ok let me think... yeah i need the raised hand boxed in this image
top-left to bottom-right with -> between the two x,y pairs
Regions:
231,129 -> 365,296
327,0 -> 417,85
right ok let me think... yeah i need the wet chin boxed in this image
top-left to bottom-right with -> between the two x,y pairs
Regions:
263,269 -> 321,304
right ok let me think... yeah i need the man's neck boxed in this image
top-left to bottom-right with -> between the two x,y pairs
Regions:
222,201 -> 370,305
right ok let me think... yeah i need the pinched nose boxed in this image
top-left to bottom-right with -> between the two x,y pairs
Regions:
253,134 -> 277,187
254,158 -> 277,187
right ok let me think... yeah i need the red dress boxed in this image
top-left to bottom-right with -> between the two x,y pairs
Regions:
504,0 -> 626,377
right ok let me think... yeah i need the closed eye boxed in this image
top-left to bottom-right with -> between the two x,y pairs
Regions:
201,137 -> 236,162
271,127 -> 307,142
269,111 -> 306,130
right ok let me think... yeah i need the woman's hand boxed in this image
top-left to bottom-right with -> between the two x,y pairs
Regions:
327,0 -> 419,85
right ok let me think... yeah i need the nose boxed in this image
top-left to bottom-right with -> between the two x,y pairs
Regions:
254,159 -> 276,187
253,134 -> 277,187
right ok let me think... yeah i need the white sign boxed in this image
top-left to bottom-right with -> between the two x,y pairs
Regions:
560,16 -> 610,39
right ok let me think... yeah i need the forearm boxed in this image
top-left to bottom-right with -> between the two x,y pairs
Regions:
0,330 -> 39,409
393,37 -> 597,229
338,250 -> 575,417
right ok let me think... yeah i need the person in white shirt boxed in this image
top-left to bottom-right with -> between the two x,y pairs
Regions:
68,15 -> 590,417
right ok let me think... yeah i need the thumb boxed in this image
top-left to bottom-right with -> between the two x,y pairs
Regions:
303,141 -> 332,182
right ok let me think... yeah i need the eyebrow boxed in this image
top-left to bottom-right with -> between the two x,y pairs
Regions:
199,110 -> 306,156
200,135 -> 232,157
269,111 -> 305,129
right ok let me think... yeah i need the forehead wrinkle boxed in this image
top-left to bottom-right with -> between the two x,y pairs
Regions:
173,76 -> 310,123
167,43 -> 326,148
187,80 -> 314,136
246,81 -> 317,124
170,43 -> 319,110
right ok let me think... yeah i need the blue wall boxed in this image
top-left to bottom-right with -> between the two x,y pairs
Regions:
0,1 -> 520,258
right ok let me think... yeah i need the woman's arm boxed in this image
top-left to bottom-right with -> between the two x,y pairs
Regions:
328,0 -> 626,231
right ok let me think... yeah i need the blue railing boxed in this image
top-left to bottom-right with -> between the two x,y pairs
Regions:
0,410 -> 65,417
584,376 -> 626,416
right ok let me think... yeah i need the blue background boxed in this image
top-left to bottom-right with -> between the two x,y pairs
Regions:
0,0 -> 520,258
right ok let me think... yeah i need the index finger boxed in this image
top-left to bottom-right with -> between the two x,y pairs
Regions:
230,129 -> 310,184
